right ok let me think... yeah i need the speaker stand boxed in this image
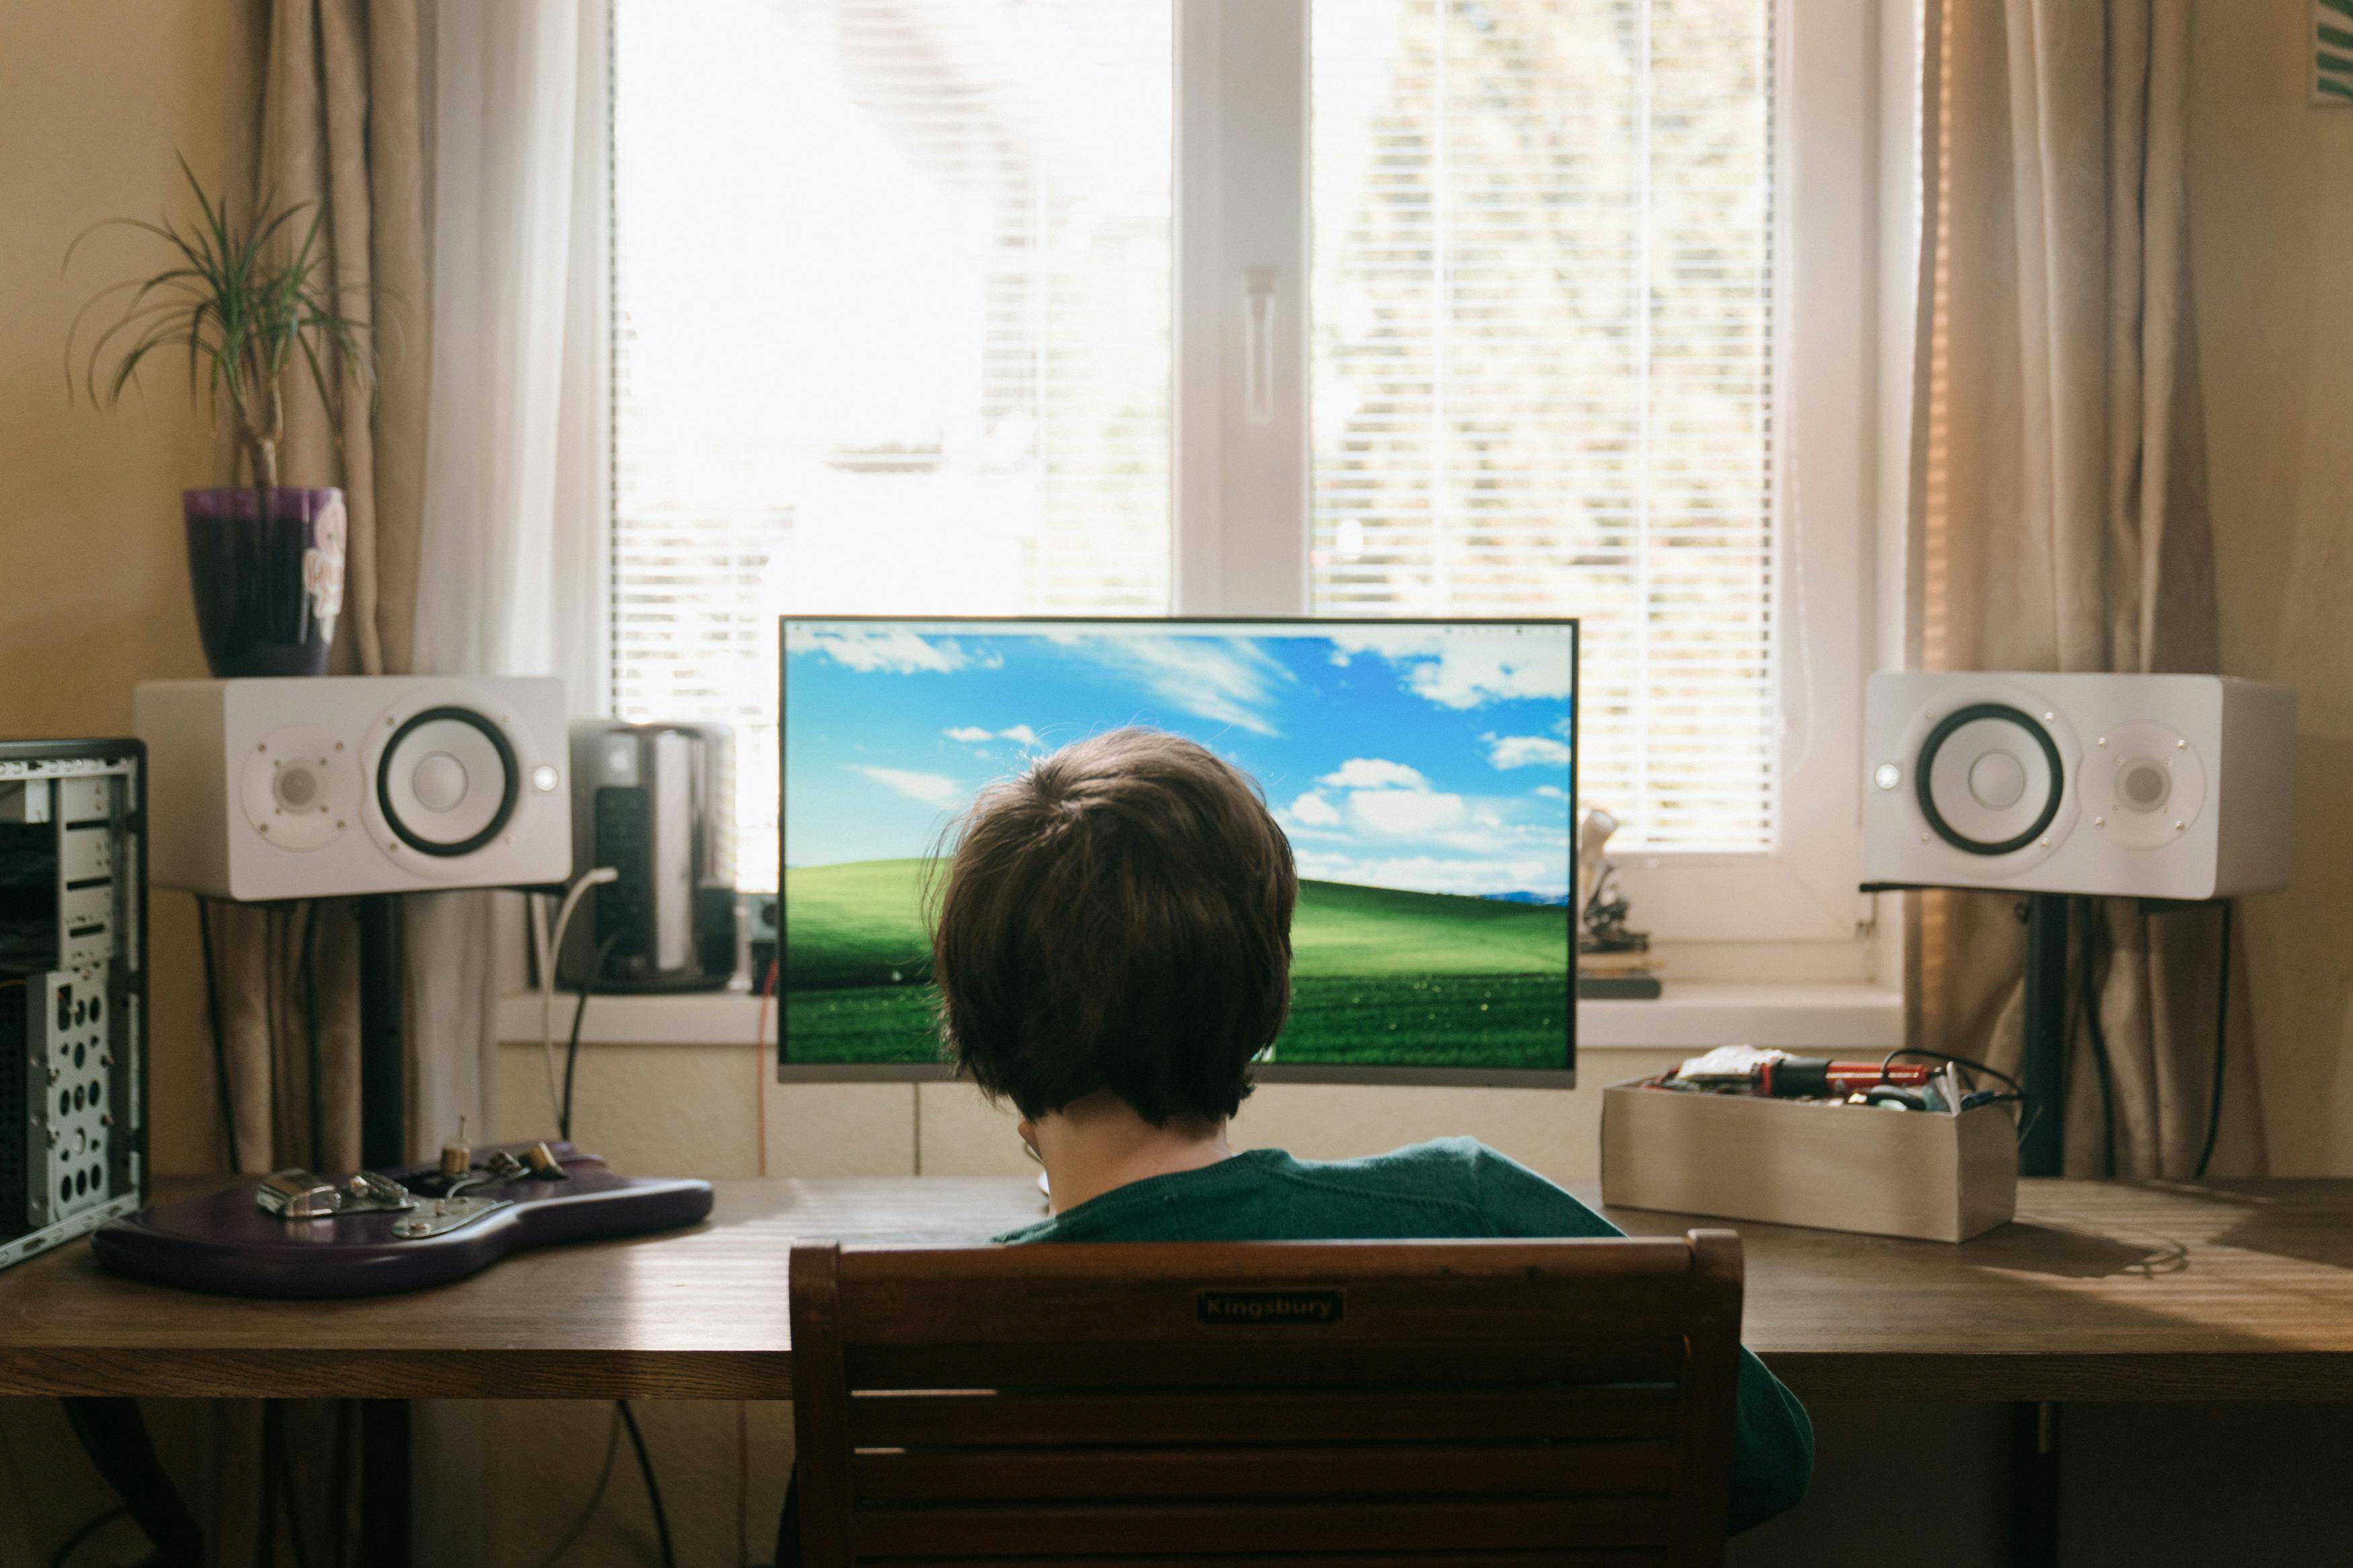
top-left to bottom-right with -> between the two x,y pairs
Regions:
358,894 -> 406,1169
355,893 -> 412,1564
2019,891 -> 2069,1179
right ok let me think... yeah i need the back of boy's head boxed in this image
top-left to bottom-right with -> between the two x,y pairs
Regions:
931,727 -> 1296,1125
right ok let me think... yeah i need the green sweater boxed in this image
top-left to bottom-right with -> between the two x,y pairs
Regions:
997,1137 -> 1813,1534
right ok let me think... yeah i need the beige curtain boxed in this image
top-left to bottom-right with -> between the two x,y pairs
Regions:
202,0 -> 431,1179
1908,0 -> 2261,1178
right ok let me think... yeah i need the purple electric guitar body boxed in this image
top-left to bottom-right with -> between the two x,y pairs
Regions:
92,1144 -> 713,1298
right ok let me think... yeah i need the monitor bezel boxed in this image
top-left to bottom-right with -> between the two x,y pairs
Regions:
776,614 -> 1579,1089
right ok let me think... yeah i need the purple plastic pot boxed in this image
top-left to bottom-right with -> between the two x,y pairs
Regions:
183,487 -> 347,677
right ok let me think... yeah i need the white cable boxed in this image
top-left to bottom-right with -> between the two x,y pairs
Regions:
539,866 -> 619,1137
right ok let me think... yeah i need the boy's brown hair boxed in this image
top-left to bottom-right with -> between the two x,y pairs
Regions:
930,727 -> 1296,1124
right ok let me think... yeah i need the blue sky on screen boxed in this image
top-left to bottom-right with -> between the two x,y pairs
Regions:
784,622 -> 1574,899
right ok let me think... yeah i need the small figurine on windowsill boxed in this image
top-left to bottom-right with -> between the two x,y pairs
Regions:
1577,807 -> 1660,999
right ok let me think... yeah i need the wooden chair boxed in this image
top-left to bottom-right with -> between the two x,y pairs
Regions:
788,1231 -> 1745,1566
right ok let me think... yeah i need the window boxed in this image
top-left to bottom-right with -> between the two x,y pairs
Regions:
610,0 -> 1870,940
1308,2 -> 1776,853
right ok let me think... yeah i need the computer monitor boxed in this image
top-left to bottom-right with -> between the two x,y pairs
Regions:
778,617 -> 1577,1087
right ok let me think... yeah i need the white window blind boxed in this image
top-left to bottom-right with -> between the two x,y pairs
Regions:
1308,0 -> 1777,853
611,0 -> 1173,888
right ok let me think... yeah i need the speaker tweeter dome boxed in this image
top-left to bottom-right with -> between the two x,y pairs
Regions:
1863,673 -> 2292,901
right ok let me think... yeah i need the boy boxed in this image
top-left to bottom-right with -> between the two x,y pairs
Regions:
936,727 -> 1813,1532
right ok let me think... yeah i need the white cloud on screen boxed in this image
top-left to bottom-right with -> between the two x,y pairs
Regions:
1326,629 -> 1572,711
1533,784 -> 1570,800
1318,757 -> 1429,792
791,624 -> 972,674
1485,734 -> 1573,770
1289,791 -> 1343,827
945,723 -> 1042,748
1051,634 -> 1292,735
1351,788 -> 1467,838
850,766 -> 963,807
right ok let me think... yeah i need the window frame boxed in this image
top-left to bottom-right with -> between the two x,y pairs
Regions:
1172,0 -> 1881,953
599,0 -> 1894,965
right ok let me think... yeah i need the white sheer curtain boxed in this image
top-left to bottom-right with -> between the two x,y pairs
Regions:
409,3 -> 606,1559
411,0 -> 606,1162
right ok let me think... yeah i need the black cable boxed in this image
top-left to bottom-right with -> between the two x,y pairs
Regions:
59,1399 -> 202,1568
2079,897 -> 2117,1178
329,1399 -> 356,1568
533,1406 -> 623,1568
1877,1047 -> 2026,1098
299,901 -> 323,1173
1880,1048 -> 2036,1147
48,1503 -> 127,1568
262,1401 -> 316,1568
194,897 -> 241,1171
2196,899 -> 2235,1180
560,936 -> 623,1145
616,1401 -> 677,1568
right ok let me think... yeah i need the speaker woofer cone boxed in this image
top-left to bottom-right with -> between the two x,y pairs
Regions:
377,706 -> 520,857
1916,702 -> 2065,856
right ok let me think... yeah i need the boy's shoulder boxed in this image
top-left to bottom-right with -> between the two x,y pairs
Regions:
1277,1134 -> 1501,1192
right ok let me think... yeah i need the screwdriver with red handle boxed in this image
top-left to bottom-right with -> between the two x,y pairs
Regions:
1676,1053 -> 1936,1098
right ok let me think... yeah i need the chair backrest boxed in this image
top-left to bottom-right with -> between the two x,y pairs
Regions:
789,1230 -> 1743,1567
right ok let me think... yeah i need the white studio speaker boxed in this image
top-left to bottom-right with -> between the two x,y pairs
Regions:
1862,672 -> 2296,901
136,676 -> 572,901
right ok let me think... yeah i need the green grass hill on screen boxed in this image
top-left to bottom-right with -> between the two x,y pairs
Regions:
782,858 -> 1570,1071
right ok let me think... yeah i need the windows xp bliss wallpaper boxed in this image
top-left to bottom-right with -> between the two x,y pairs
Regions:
781,620 -> 1575,1071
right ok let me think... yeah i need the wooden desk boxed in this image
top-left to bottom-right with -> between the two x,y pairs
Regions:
2,1178 -> 2349,1405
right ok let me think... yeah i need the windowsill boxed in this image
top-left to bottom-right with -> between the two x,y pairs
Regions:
495,981 -> 1901,1053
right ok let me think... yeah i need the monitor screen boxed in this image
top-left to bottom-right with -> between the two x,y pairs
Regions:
779,618 -> 1577,1086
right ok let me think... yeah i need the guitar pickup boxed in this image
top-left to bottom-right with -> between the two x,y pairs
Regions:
256,1169 -> 416,1220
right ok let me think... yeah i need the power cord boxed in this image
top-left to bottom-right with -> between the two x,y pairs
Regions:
532,1405 -> 622,1568
2195,900 -> 2235,1179
194,898 -> 240,1171
534,868 -> 619,1137
2079,897 -> 2118,1178
559,935 -> 623,1145
617,1402 -> 677,1568
46,1503 -> 127,1568
298,900 -> 324,1173
1876,1048 -> 2036,1145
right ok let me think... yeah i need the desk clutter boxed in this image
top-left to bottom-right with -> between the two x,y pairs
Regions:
1602,1046 -> 2021,1243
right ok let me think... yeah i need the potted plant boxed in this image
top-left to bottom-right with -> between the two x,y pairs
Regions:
70,158 -> 374,677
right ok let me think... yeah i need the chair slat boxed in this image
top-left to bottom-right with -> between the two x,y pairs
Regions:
844,1339 -> 1679,1393
850,1440 -> 1674,1502
851,1497 -> 1672,1557
838,1272 -> 1692,1348
847,1387 -> 1680,1449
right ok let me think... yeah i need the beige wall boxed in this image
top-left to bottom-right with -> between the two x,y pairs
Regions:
2191,1 -> 2353,1176
0,4 -> 237,1175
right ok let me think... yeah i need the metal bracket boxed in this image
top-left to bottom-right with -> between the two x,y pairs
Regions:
388,1196 -> 509,1239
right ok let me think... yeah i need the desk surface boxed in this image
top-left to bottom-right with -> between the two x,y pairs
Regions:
3,1178 -> 2349,1404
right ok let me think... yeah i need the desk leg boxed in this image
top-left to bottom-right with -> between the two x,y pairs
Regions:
2009,1400 -> 2060,1567
361,1400 -> 411,1567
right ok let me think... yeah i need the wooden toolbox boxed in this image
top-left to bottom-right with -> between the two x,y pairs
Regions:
1600,1076 -> 2019,1243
